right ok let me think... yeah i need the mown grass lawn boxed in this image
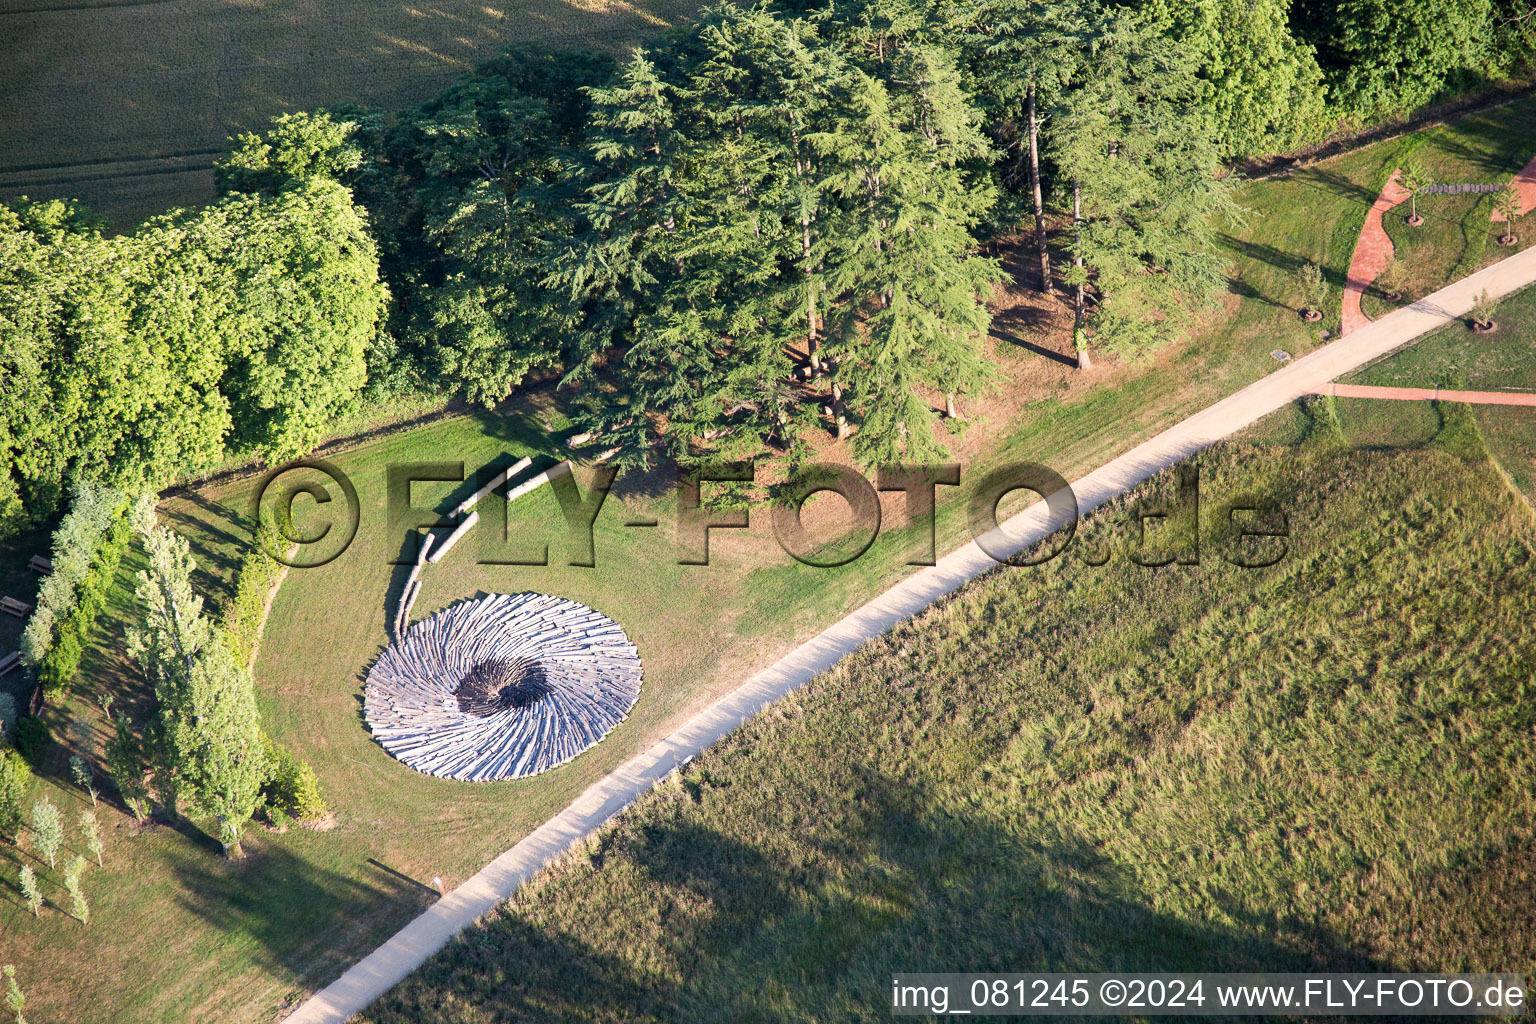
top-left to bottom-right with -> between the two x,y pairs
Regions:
5,96 -> 1536,1024
1348,280 -> 1536,510
363,403 -> 1536,1023
1359,96 -> 1536,320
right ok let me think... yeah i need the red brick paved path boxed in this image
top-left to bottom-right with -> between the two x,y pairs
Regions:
1493,152 -> 1536,223
1315,382 -> 1536,406
1342,169 -> 1413,335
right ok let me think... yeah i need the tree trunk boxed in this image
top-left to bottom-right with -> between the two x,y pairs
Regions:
807,289 -> 820,370
1073,179 -> 1090,371
1028,81 -> 1051,293
831,382 -> 847,438
803,202 -> 820,369
945,392 -> 958,419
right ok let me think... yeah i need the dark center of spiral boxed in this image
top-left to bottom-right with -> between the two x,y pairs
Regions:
455,658 -> 550,717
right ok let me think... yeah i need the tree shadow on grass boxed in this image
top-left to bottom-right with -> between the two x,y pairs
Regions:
992,305 -> 1076,366
170,837 -> 435,993
1227,277 -> 1292,311
1293,167 -> 1378,206
1221,234 -> 1313,279
362,770 -> 1390,1024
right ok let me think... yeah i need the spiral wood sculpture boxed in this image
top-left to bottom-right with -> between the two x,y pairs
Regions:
364,593 -> 642,781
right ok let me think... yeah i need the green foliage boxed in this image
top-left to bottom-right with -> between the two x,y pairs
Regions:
1292,0 -> 1504,123
17,865 -> 41,916
20,481 -> 125,675
365,47 -> 610,408
104,715 -> 149,823
1298,261 -> 1329,311
69,754 -> 97,806
30,797 -> 62,870
63,855 -> 88,924
1470,289 -> 1500,324
262,739 -> 327,821
1494,182 -> 1524,240
216,111 -> 365,195
2,964 -> 23,1024
1050,12 -> 1238,357
128,498 -> 265,854
554,6 -> 1000,467
1137,0 -> 1327,156
0,750 -> 31,839
78,809 -> 104,867
224,508 -> 288,668
12,718 -> 47,767
0,175 -> 385,539
1399,158 -> 1430,220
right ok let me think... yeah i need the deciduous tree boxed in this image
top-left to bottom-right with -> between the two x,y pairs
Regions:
17,866 -> 41,917
127,499 -> 264,857
30,797 -> 62,870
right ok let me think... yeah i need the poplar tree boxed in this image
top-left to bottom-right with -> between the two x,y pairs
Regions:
69,755 -> 96,807
18,866 -> 42,917
63,855 -> 88,924
127,498 -> 264,857
78,810 -> 104,867
104,715 -> 150,823
2,965 -> 23,1024
0,751 -> 28,840
30,798 -> 62,870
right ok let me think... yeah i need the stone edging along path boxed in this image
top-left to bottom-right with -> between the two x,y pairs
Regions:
283,244 -> 1536,1024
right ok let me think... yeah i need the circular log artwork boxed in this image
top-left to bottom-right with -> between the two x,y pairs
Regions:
364,593 -> 643,781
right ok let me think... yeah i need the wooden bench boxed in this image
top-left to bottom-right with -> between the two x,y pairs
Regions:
0,597 -> 32,618
28,555 -> 52,573
0,651 -> 19,677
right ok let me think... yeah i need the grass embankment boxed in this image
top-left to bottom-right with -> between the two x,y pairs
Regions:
363,405 -> 1536,1023
0,0 -> 700,227
4,96 -> 1534,1023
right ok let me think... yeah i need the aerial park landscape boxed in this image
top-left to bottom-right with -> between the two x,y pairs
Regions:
2,0 -> 1535,1021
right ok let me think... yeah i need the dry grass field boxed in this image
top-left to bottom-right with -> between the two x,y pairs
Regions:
0,0 -> 700,227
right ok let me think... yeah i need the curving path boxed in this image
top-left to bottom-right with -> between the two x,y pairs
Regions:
1342,169 -> 1413,335
284,243 -> 1536,1024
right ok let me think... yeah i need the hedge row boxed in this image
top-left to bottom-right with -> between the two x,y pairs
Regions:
225,508 -> 289,668
38,513 -> 132,700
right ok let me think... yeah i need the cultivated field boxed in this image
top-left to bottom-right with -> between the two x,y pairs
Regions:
0,0 -> 700,227
362,413 -> 1536,1022
5,91 -> 1536,1024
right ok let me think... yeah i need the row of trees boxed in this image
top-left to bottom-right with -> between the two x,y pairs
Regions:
3,0 -> 1530,528
122,498 -> 266,856
18,481 -> 128,698
16,800 -> 102,922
